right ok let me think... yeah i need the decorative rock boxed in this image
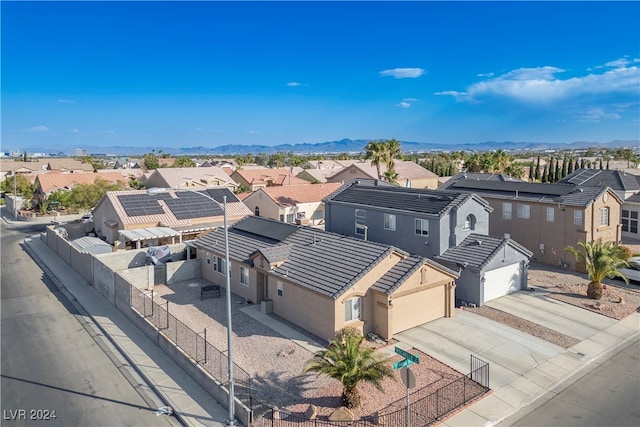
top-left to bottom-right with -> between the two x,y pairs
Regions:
304,404 -> 318,420
329,407 -> 355,422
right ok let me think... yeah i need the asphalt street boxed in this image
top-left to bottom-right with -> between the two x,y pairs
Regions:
0,218 -> 175,426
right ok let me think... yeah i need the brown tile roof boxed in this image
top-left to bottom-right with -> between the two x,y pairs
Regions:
328,160 -> 437,180
258,183 -> 343,207
233,168 -> 309,186
36,171 -> 127,194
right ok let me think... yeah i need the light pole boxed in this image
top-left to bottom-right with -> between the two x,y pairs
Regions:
147,187 -> 235,425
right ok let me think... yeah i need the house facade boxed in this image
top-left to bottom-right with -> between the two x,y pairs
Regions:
193,216 -> 458,342
440,173 -> 623,270
326,160 -> 439,189
324,180 -> 493,259
241,183 -> 342,226
144,166 -> 238,190
230,168 -> 308,191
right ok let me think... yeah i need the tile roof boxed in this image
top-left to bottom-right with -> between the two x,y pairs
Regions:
440,173 -> 620,207
254,183 -> 343,207
370,255 -> 425,294
436,233 -> 532,271
36,171 -> 127,193
325,179 -> 492,217
232,168 -> 308,186
297,168 -> 342,183
97,188 -> 252,228
327,160 -> 438,180
557,168 -> 640,192
146,166 -> 238,188
0,158 -> 95,174
194,216 -> 457,299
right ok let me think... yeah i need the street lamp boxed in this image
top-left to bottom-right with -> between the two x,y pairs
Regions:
147,187 -> 236,425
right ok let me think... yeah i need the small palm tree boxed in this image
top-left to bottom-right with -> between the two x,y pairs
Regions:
565,239 -> 629,300
364,140 -> 389,180
303,334 -> 394,409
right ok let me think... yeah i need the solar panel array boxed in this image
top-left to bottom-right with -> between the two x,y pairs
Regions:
164,191 -> 225,220
117,195 -> 165,217
201,188 -> 240,203
566,169 -> 601,185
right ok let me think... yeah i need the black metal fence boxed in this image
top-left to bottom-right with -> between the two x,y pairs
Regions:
254,356 -> 490,427
126,283 -> 253,404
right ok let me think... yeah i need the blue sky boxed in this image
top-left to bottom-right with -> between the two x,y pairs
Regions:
2,1 -> 639,154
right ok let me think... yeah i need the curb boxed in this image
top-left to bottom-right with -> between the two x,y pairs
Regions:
22,237 -> 187,427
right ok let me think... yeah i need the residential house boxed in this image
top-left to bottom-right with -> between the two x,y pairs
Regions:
144,167 -> 238,191
241,183 -> 342,226
324,179 -> 532,305
193,216 -> 458,342
34,171 -> 127,203
0,158 -> 95,180
439,172 -> 623,270
92,188 -> 252,248
326,160 -> 439,189
297,167 -> 343,184
230,168 -> 309,191
557,168 -> 640,239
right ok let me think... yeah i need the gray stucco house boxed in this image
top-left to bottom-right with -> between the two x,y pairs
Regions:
324,179 -> 532,306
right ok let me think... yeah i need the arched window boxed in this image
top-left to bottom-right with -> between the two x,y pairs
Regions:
464,214 -> 476,231
254,206 -> 260,216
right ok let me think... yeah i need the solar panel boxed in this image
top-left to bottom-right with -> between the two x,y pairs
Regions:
201,188 -> 240,203
567,169 -> 601,185
118,194 -> 165,217
164,192 -> 225,220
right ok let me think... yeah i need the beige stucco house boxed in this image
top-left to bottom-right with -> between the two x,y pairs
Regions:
326,160 -> 439,189
193,216 -> 458,342
241,183 -> 342,226
144,166 -> 238,190
231,167 -> 313,191
440,173 -> 623,271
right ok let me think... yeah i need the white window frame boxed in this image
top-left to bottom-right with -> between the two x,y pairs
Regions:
517,204 -> 530,219
384,213 -> 396,231
277,280 -> 283,297
574,210 -> 583,226
240,267 -> 249,286
206,253 -> 211,265
415,218 -> 429,236
344,297 -> 362,322
503,203 -> 512,220
622,209 -> 639,233
355,220 -> 367,236
546,207 -> 554,222
355,209 -> 366,218
600,207 -> 609,226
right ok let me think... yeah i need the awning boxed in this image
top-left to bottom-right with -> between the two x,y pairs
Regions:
118,227 -> 181,242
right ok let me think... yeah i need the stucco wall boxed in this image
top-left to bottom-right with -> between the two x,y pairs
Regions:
70,246 -> 94,283
166,259 -> 201,285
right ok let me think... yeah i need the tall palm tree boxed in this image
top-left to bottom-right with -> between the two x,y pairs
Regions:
364,140 -> 389,180
464,153 -> 482,173
385,138 -> 402,170
303,334 -> 394,408
565,239 -> 629,300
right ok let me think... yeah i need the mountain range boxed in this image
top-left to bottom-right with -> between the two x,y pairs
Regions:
38,138 -> 640,157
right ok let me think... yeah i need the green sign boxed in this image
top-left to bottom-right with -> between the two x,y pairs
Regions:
393,359 -> 413,370
395,347 -> 419,364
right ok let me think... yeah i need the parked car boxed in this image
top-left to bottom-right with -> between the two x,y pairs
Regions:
616,256 -> 640,283
80,214 -> 93,223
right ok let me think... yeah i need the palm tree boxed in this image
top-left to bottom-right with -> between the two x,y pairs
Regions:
565,239 -> 629,300
464,153 -> 482,173
303,334 -> 394,408
384,169 -> 399,184
364,140 -> 389,180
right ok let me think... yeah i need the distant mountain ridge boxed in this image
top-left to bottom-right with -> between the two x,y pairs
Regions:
30,138 -> 640,157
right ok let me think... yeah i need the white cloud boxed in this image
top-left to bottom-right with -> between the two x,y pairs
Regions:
69,128 -> 81,134
57,99 -> 75,103
574,107 -> 621,123
247,130 -> 261,135
379,68 -> 426,79
403,98 -> 419,102
97,130 -> 116,135
397,101 -> 411,108
27,125 -> 49,132
439,58 -> 640,104
477,72 -> 494,78
286,82 -> 302,87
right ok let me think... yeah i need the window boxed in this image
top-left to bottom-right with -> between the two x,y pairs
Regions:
622,209 -> 638,233
574,210 -> 583,226
503,203 -> 512,220
517,204 -> 530,219
286,213 -> 294,223
546,207 -> 554,222
206,253 -> 211,265
254,206 -> 260,216
599,207 -> 609,226
355,209 -> 366,218
277,280 -> 283,297
240,267 -> 249,286
384,214 -> 396,231
415,218 -> 429,236
280,214 -> 285,222
463,214 -> 476,231
215,256 -> 225,275
344,297 -> 362,322
355,220 -> 367,236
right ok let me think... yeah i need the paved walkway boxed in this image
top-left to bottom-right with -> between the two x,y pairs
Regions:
23,235 -> 230,427
396,288 -> 640,427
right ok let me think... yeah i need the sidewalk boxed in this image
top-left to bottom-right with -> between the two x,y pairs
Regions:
396,290 -> 640,427
23,235 -> 231,427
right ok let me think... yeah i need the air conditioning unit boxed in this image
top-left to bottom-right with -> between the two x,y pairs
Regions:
295,218 -> 309,225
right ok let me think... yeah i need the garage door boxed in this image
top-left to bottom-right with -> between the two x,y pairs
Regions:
391,286 -> 445,334
483,263 -> 522,303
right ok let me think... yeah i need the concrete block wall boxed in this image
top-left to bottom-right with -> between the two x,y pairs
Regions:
166,259 -> 201,285
69,246 -> 93,283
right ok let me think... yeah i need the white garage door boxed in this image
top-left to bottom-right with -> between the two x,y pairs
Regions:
483,263 -> 522,303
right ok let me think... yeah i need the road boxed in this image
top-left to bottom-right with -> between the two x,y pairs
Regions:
0,217 -> 174,426
507,337 -> 640,427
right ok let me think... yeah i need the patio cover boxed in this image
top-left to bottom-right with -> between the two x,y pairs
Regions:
118,227 -> 181,243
